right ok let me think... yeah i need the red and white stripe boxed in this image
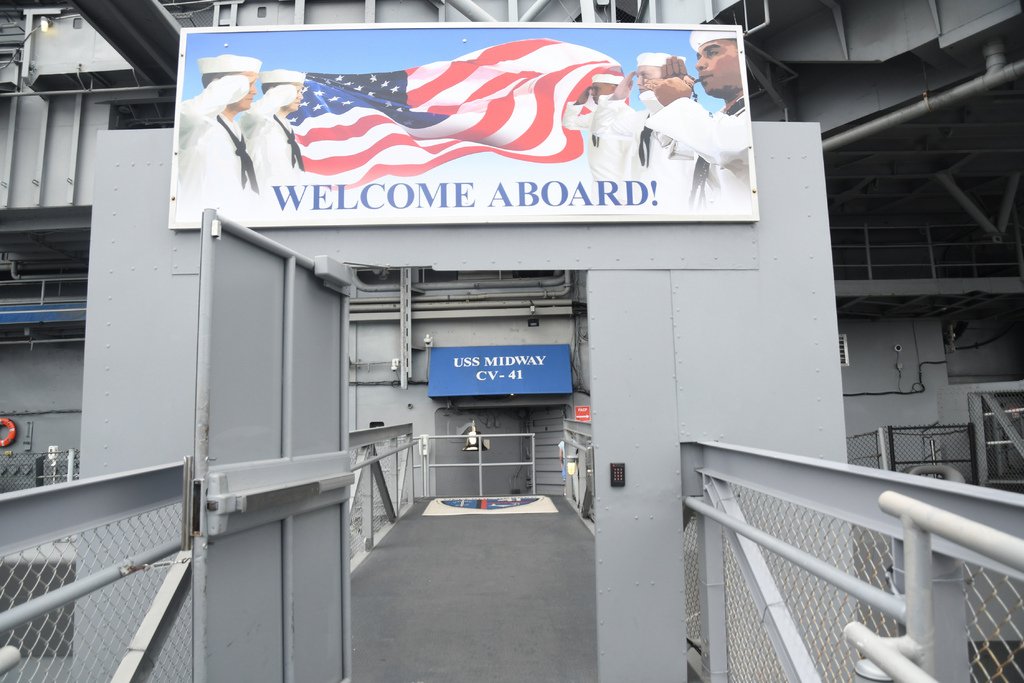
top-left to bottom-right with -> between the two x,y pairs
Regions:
294,39 -> 618,186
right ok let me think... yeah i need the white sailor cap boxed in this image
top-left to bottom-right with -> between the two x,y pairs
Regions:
636,52 -> 671,68
591,72 -> 623,86
261,69 -> 306,84
197,54 -> 262,74
689,30 -> 737,53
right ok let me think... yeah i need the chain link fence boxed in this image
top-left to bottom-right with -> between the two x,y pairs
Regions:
684,484 -> 1024,682
0,503 -> 191,682
846,431 -> 883,469
969,391 -> 1024,494
846,425 -> 978,484
0,451 -> 79,494
348,433 -> 415,565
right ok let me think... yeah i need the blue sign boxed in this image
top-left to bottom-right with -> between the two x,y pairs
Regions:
428,345 -> 572,397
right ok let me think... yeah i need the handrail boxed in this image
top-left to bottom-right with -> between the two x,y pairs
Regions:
684,496 -> 906,621
0,539 -> 180,636
351,441 -> 415,471
683,441 -> 1024,579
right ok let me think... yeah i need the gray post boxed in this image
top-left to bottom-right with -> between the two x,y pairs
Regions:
928,553 -> 969,680
968,394 -> 989,485
877,427 -> 890,471
696,507 -> 728,682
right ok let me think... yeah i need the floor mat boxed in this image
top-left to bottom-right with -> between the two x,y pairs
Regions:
422,495 -> 558,516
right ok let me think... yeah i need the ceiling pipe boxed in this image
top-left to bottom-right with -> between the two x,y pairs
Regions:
822,49 -> 1024,152
983,38 -> 1006,73
8,262 -> 88,281
355,270 -> 569,293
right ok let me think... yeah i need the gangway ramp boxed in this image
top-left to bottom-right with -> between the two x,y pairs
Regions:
351,496 -> 597,682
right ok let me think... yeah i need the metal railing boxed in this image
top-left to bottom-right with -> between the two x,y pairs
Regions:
348,424 -> 417,569
0,449 -> 79,494
683,441 -> 1024,683
420,432 -> 536,498
969,391 -> 1024,493
0,424 -> 416,681
0,462 -> 190,682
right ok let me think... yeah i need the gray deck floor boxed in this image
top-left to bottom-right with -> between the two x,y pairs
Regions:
351,496 -> 598,683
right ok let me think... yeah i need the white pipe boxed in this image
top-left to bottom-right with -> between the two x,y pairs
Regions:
983,38 -> 1006,73
843,623 -> 938,683
0,646 -> 20,675
879,491 -> 1024,573
823,58 -> 1024,151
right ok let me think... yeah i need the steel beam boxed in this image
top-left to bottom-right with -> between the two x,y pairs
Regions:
445,0 -> 498,21
935,172 -> 999,234
67,0 -> 180,85
834,278 -> 1024,297
0,462 -> 182,558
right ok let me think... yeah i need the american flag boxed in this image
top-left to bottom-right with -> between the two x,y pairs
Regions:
288,39 -> 619,186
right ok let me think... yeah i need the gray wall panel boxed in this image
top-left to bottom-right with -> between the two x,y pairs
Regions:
0,343 -> 83,454
673,123 -> 846,461
79,129 -> 199,476
840,320 -> 947,435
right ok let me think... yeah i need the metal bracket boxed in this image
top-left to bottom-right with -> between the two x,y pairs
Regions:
204,451 -> 354,537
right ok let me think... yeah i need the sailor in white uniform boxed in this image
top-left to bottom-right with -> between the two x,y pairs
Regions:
645,31 -> 753,215
176,54 -> 262,222
590,52 -> 696,212
561,71 -> 632,183
238,69 -> 307,192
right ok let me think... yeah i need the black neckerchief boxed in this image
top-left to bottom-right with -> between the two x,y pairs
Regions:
216,116 -> 259,193
274,116 -> 305,171
638,126 -> 653,167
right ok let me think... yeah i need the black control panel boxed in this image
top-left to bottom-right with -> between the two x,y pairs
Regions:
610,462 -> 626,487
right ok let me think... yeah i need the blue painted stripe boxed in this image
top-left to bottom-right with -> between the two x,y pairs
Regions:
0,303 -> 87,325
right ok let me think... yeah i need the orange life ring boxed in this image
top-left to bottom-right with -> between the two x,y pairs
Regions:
0,418 -> 15,448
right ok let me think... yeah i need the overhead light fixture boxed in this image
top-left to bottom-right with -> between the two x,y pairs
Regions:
39,17 -> 52,32
461,420 -> 490,452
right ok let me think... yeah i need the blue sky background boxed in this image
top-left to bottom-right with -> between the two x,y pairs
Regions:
180,26 -> 736,113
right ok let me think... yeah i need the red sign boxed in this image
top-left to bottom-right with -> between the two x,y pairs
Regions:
575,406 -> 591,422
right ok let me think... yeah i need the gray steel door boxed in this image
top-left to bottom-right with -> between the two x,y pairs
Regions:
190,211 -> 354,682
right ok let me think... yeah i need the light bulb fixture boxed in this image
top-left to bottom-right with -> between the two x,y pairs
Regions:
39,17 -> 52,32
461,420 -> 490,452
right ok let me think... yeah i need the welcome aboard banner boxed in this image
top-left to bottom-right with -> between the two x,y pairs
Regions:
170,24 -> 758,227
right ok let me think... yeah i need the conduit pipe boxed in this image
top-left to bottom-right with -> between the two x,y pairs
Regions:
355,270 -> 568,293
822,50 -> 1024,152
353,297 -> 571,309
8,262 -> 88,281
